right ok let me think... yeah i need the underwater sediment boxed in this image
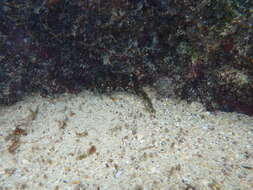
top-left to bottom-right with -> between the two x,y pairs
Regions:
0,0 -> 253,115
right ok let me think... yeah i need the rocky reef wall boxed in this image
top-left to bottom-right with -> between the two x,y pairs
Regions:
0,0 -> 252,115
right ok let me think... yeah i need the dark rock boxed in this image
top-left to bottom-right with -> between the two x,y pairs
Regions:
0,0 -> 252,116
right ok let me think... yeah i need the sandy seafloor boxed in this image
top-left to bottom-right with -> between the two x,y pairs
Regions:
0,87 -> 252,190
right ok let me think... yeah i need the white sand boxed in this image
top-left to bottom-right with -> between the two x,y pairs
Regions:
0,87 -> 252,190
